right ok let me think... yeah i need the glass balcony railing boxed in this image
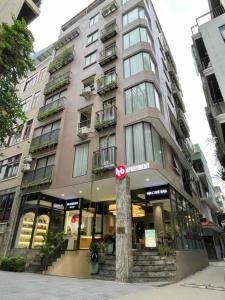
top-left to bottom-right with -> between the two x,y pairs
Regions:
96,71 -> 118,95
30,129 -> 60,154
38,97 -> 65,121
21,165 -> 54,189
95,106 -> 117,131
93,146 -> 117,174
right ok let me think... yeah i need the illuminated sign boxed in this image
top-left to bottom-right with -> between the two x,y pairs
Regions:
145,229 -> 157,248
66,200 -> 80,211
114,165 -> 127,179
126,163 -> 150,173
146,185 -> 169,200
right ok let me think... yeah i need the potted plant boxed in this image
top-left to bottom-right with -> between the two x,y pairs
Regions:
98,242 -> 106,264
88,242 -> 99,274
103,235 -> 115,255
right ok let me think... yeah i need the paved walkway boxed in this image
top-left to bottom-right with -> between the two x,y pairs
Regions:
0,262 -> 224,300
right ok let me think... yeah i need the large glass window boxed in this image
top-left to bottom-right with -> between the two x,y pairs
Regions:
87,31 -> 98,45
89,13 -> 99,27
73,143 -> 89,177
85,51 -> 97,67
124,52 -> 156,78
123,7 -> 146,26
123,27 -> 152,49
0,193 -> 14,223
0,154 -> 21,180
125,82 -> 160,113
125,122 -> 163,166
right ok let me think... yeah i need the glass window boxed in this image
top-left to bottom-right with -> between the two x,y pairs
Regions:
87,31 -> 98,45
90,13 -> 99,27
219,24 -> 225,41
123,27 -> 151,49
38,68 -> 46,82
23,120 -> 33,140
73,143 -> 89,177
125,123 -> 163,166
32,91 -> 41,108
125,82 -> 161,114
123,7 -> 146,26
124,52 -> 156,78
85,51 -> 97,67
21,96 -> 33,112
10,125 -> 23,146
0,154 -> 21,180
0,193 -> 14,223
122,0 -> 130,4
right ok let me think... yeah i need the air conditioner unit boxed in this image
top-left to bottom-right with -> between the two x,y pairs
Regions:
23,155 -> 32,163
78,126 -> 90,138
80,86 -> 93,98
84,86 -> 92,93
22,164 -> 31,172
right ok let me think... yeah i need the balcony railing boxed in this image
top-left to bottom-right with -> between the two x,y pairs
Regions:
212,101 -> 225,115
93,146 -> 117,173
101,22 -> 117,43
30,129 -> 60,154
38,97 -> 65,121
201,55 -> 211,70
21,165 -> 54,189
54,27 -> 80,50
44,72 -> 71,96
191,5 -> 225,34
77,120 -> 91,138
172,82 -> 186,113
99,44 -> 117,66
48,47 -> 74,74
95,106 -> 117,131
102,1 -> 118,18
97,71 -> 118,95
177,108 -> 190,138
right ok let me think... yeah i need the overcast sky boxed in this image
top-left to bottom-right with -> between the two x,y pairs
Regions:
29,0 -> 225,190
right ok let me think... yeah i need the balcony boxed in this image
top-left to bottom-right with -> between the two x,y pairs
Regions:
212,101 -> 225,115
48,47 -> 74,75
44,72 -> 71,96
100,22 -> 117,43
177,108 -> 190,138
191,5 -> 225,34
95,106 -> 117,131
21,165 -> 54,190
30,129 -> 60,154
93,146 -> 117,174
171,82 -> 186,112
77,120 -> 91,139
102,1 -> 118,18
99,44 -> 117,67
37,97 -> 65,121
80,86 -> 94,99
17,0 -> 40,24
54,27 -> 80,50
97,71 -> 118,95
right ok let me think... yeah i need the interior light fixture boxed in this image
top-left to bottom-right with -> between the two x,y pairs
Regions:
61,194 -> 65,197
146,178 -> 150,182
79,190 -> 83,194
96,187 -> 100,191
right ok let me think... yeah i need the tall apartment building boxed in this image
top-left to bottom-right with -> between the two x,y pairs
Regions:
214,186 -> 225,212
192,144 -> 224,260
0,0 -> 210,280
0,0 -> 41,24
192,0 -> 225,170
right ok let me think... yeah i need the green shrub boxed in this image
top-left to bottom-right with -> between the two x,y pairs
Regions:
0,256 -> 25,272
159,246 -> 175,256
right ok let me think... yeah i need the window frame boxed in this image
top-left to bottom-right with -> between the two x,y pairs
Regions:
84,51 -> 97,68
87,30 -> 98,45
89,13 -> 100,27
0,154 -> 22,180
0,193 -> 14,223
73,143 -> 89,177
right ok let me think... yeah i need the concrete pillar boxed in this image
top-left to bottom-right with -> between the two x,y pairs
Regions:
153,203 -> 165,243
115,176 -> 133,282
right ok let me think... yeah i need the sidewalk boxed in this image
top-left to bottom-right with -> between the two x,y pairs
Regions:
113,262 -> 225,300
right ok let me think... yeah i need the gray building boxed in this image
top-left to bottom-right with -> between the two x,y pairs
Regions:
0,0 -> 209,281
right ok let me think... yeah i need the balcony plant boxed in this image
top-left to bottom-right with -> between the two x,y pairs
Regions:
48,47 -> 74,74
21,177 -> 52,190
30,140 -> 58,154
45,77 -> 70,96
37,106 -> 63,121
103,235 -> 115,255
88,242 -> 100,274
95,119 -> 115,130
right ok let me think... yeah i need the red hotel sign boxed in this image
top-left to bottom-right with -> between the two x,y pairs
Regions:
114,164 -> 127,179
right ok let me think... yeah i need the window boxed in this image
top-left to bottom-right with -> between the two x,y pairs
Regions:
38,68 -> 46,82
45,92 -> 62,106
90,13 -> 99,27
125,123 -> 163,166
0,154 -> 21,180
85,51 -> 97,67
23,120 -> 33,140
124,52 -> 156,78
23,74 -> 37,91
0,193 -> 14,223
21,96 -> 33,112
219,25 -> 225,41
73,143 -> 89,177
125,82 -> 160,113
32,91 -> 41,108
87,31 -> 98,45
34,120 -> 60,138
36,155 -> 55,171
122,0 -> 130,4
123,27 -> 152,49
123,7 -> 146,27
10,125 -> 23,146
100,134 -> 116,148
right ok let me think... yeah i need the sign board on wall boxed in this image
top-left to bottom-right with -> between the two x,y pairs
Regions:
114,163 -> 150,179
146,185 -> 170,200
66,200 -> 80,211
145,229 -> 157,248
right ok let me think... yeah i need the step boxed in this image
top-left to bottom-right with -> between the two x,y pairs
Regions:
131,270 -> 176,278
99,270 -> 116,276
100,265 -> 115,271
133,260 -> 176,266
92,275 -> 115,281
133,255 -> 162,261
133,265 -> 176,272
103,259 -> 116,265
129,277 -> 174,283
133,251 -> 159,256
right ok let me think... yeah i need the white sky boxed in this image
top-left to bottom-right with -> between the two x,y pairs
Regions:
29,0 -> 225,190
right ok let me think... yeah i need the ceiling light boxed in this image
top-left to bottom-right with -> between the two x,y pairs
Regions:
96,187 -> 100,191
146,178 -> 150,182
61,194 -> 65,197
79,190 -> 83,194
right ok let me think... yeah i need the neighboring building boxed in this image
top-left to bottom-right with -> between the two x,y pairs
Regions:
214,186 -> 225,212
0,0 -> 209,281
192,144 -> 224,260
191,0 -> 225,171
0,46 -> 53,256
0,0 -> 41,25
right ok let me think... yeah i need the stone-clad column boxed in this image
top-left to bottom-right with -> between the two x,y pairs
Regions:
115,176 -> 133,282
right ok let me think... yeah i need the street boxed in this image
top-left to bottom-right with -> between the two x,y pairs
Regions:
0,262 -> 224,300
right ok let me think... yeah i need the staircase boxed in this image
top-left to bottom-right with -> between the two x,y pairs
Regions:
93,251 -> 176,283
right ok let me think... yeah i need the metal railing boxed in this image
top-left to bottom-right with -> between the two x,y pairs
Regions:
213,101 -> 225,115
191,5 -> 225,34
102,1 -> 118,17
96,106 -> 117,125
31,129 -> 60,148
99,44 -> 117,65
78,119 -> 91,130
177,108 -> 190,136
101,22 -> 117,42
38,97 -> 65,116
44,72 -> 71,95
22,165 -> 54,184
93,146 -> 117,170
97,71 -> 118,95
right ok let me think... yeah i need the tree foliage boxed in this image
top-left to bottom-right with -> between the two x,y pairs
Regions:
0,18 -> 34,144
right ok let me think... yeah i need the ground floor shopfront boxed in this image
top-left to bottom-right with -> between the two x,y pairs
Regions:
12,185 -> 204,253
